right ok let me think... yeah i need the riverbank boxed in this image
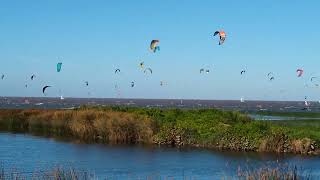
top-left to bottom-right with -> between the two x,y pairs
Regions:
0,107 -> 319,154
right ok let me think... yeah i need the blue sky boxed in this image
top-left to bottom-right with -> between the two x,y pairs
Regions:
0,0 -> 319,101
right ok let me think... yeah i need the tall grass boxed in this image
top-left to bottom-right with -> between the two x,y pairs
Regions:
0,167 -> 91,180
0,165 -> 311,180
237,165 -> 310,180
0,109 -> 153,144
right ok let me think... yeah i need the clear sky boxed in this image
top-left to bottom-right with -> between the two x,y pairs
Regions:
0,0 -> 319,101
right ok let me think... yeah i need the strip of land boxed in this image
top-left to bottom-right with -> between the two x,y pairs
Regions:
0,107 -> 319,155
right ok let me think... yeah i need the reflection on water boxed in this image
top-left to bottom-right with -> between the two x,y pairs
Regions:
0,133 -> 319,179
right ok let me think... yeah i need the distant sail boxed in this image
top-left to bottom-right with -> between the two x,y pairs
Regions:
304,100 -> 309,106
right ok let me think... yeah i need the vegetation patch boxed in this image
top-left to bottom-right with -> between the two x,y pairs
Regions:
0,107 -> 319,155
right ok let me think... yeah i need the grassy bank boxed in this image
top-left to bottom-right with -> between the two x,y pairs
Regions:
0,107 -> 319,154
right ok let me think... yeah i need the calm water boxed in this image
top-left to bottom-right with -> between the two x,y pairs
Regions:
0,133 -> 319,179
249,114 -> 320,121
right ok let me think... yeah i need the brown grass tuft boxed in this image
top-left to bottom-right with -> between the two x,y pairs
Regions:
0,109 -> 154,144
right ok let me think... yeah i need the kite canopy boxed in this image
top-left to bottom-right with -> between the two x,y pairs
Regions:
57,63 -> 62,72
311,76 -> 320,87
241,70 -> 246,75
144,68 -> 153,74
115,69 -> 121,74
131,81 -> 135,87
296,69 -> 304,77
200,68 -> 210,74
150,40 -> 160,53
267,72 -> 275,81
31,74 -> 36,80
139,62 -> 144,69
85,81 -> 89,86
1,74 -> 4,80
213,30 -> 226,45
42,85 -> 51,94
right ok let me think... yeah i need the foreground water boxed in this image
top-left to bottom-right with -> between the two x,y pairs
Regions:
0,133 -> 319,179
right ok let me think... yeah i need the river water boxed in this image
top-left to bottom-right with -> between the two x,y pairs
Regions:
0,133 -> 319,179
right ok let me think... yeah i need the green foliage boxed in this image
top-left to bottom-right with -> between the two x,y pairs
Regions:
269,120 -> 320,145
